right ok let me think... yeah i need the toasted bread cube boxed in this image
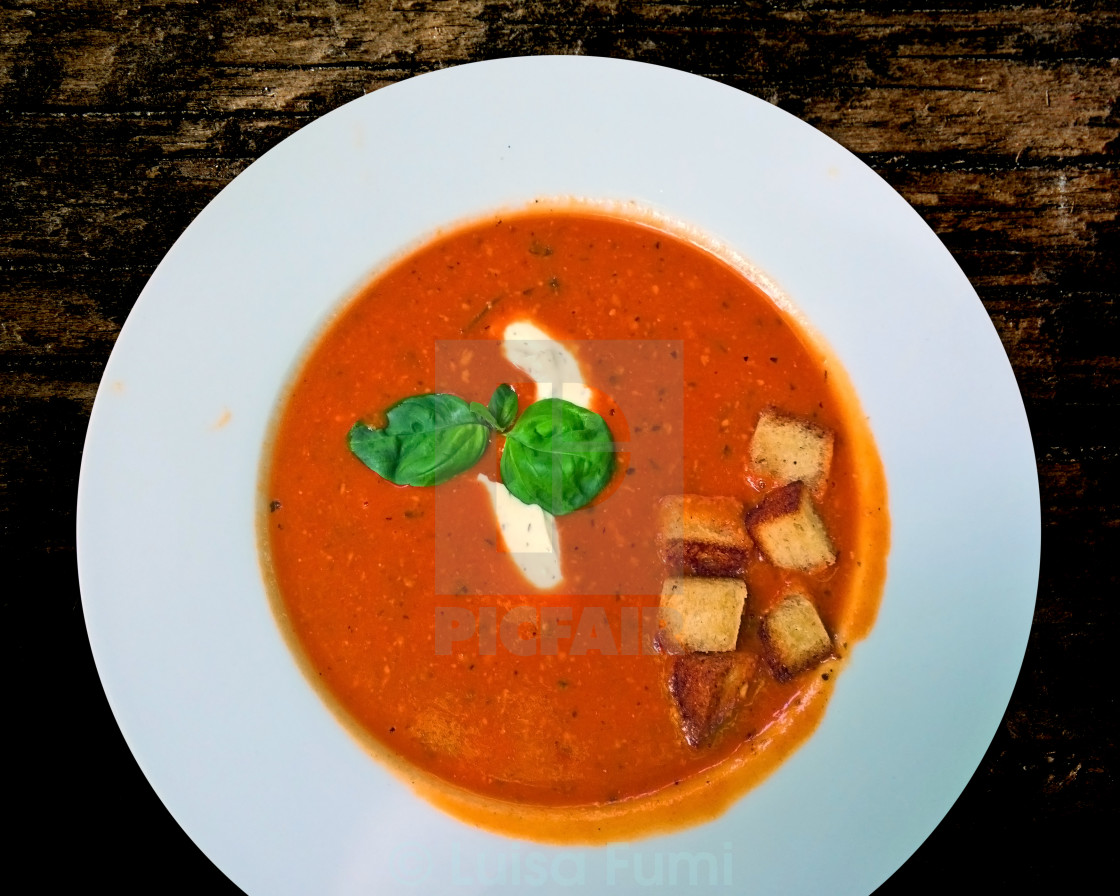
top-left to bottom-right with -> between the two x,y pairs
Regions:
746,481 -> 836,571
657,494 -> 751,577
759,593 -> 833,681
669,651 -> 757,746
749,408 -> 834,492
660,577 -> 747,652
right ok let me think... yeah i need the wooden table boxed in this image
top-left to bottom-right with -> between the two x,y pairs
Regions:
3,2 -> 1115,892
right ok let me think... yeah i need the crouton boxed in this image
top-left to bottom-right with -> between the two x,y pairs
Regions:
659,577 -> 747,653
759,593 -> 833,681
745,481 -> 836,571
749,408 -> 834,493
669,651 -> 758,746
657,494 -> 751,577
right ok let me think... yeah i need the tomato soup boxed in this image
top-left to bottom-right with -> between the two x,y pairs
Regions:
261,205 -> 889,841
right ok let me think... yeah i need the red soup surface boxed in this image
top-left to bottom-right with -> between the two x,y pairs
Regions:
261,206 -> 889,842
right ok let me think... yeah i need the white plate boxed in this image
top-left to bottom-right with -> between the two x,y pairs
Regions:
77,56 -> 1039,895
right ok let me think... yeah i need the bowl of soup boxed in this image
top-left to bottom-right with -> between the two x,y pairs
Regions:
78,56 -> 1038,895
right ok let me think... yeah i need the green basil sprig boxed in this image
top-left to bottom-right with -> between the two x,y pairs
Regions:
348,384 -> 615,514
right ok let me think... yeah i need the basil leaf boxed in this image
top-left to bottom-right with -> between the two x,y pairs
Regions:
500,398 -> 614,515
468,401 -> 501,430
488,384 -> 519,431
468,384 -> 519,433
348,393 -> 489,486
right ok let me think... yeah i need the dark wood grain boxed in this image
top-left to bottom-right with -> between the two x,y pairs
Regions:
3,1 -> 1116,893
